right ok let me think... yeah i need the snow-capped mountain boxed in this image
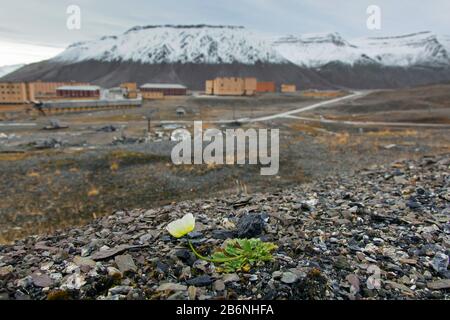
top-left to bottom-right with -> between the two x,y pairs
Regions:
0,64 -> 25,78
4,25 -> 450,89
273,33 -> 361,67
53,27 -> 450,68
274,31 -> 450,67
54,25 -> 286,65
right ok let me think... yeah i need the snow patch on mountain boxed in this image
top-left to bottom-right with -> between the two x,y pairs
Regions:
352,32 -> 449,66
274,31 -> 450,67
52,25 -> 450,69
53,25 -> 286,65
272,32 -> 363,67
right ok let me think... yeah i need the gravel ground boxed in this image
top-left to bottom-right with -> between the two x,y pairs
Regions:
0,154 -> 449,300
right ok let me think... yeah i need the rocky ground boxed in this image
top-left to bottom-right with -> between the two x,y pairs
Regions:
0,153 -> 449,300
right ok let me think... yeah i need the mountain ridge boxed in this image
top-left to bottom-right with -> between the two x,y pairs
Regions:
3,25 -> 450,89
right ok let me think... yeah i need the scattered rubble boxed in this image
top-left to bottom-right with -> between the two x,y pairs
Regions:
30,137 -> 66,149
0,154 -> 448,300
43,119 -> 69,130
112,135 -> 145,145
97,125 -> 119,132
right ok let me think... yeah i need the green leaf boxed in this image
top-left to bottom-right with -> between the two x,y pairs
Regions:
189,238 -> 278,273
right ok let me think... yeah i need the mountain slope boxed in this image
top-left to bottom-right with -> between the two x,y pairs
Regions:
1,60 -> 332,90
0,64 -> 25,78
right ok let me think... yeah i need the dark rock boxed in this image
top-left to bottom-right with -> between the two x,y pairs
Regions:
291,269 -> 328,300
235,213 -> 265,238
186,275 -> 213,287
406,199 -> 422,210
97,125 -> 118,132
211,230 -> 235,240
175,249 -> 196,265
187,231 -> 203,239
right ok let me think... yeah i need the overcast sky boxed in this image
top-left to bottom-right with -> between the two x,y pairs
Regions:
1,0 -> 449,66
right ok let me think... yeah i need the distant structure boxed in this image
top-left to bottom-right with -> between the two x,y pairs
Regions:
140,83 -> 187,100
38,99 -> 141,115
0,81 -> 88,104
105,87 -> 126,100
120,82 -> 138,99
281,84 -> 296,93
0,82 -> 31,104
32,81 -> 89,100
205,77 -> 257,96
176,106 -> 186,116
256,81 -> 276,93
56,85 -> 101,100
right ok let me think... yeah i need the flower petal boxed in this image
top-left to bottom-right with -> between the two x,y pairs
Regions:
166,213 -> 195,238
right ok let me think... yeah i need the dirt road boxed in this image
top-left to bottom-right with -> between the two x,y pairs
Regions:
284,115 -> 450,128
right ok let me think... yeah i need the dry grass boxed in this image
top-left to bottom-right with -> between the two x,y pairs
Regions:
366,129 -> 419,138
288,122 -> 327,136
0,152 -> 30,161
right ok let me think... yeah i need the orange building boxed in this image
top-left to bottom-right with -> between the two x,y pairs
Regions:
120,82 -> 138,99
205,80 -> 214,95
0,82 -> 34,104
140,83 -> 187,100
281,84 -> 296,93
141,91 -> 164,100
0,81 -> 91,104
256,81 -> 276,93
205,77 -> 257,96
32,81 -> 88,100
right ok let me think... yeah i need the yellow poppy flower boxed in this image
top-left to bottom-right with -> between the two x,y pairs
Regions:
166,213 -> 195,238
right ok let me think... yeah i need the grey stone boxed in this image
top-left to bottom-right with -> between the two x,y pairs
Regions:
213,280 -> 225,291
222,273 -> 240,283
156,283 -> 187,292
427,279 -> 450,290
73,256 -> 96,268
31,273 -> 54,288
114,254 -> 137,273
281,272 -> 298,284
431,253 -> 449,273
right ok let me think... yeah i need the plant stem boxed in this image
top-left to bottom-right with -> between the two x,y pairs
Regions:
188,240 -> 244,263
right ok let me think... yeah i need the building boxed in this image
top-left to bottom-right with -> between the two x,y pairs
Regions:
205,77 -> 257,96
0,82 -> 33,104
0,81 -> 90,104
142,91 -> 164,100
120,82 -> 138,99
140,83 -> 187,100
205,80 -> 214,95
281,84 -> 296,93
56,85 -> 101,100
38,99 -> 142,115
105,87 -> 126,100
256,81 -> 276,93
32,81 -> 88,100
